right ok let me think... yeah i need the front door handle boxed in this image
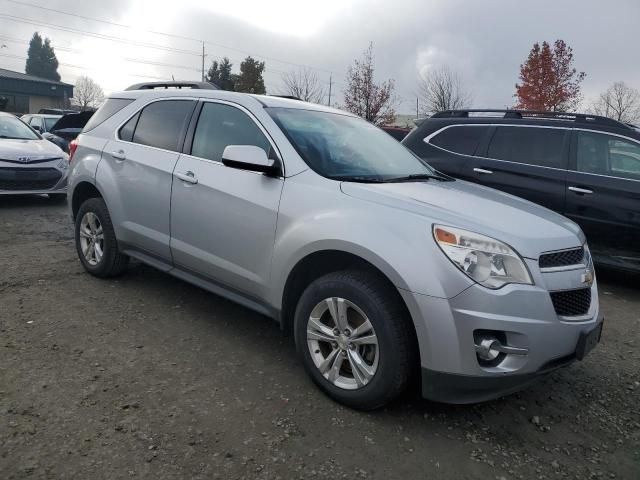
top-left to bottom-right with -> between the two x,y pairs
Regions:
111,150 -> 126,161
568,186 -> 593,195
473,168 -> 493,175
175,171 -> 198,184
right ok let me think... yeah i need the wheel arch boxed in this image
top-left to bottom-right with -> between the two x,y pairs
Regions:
71,181 -> 104,220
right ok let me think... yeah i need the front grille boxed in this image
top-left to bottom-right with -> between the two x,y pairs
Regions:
550,288 -> 591,317
539,247 -> 585,269
0,167 -> 61,191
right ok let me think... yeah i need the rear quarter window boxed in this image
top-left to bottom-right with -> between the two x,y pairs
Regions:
429,125 -> 488,155
83,98 -> 134,132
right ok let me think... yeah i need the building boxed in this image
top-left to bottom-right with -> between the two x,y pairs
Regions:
0,68 -> 74,114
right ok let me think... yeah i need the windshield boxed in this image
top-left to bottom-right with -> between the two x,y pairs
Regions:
267,107 -> 436,181
0,115 -> 40,140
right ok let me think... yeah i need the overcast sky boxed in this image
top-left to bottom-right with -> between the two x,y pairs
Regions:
1,0 -> 639,114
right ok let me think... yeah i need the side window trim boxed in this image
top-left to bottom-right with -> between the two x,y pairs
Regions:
424,123 -> 572,171
183,98 -> 284,176
114,97 -> 198,154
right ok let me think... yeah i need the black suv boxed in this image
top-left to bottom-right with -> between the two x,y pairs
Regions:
403,110 -> 640,273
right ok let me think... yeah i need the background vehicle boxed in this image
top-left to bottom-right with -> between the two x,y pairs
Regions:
381,125 -> 412,141
68,84 -> 602,409
0,112 -> 69,199
403,110 -> 640,273
20,113 -> 62,134
42,110 -> 94,152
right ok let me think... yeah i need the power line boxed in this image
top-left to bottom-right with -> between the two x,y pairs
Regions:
2,0 -> 335,75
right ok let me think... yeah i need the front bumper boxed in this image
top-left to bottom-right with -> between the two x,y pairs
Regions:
400,257 -> 602,403
0,159 -> 69,195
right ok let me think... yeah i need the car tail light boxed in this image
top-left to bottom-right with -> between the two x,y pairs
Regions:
68,138 -> 79,163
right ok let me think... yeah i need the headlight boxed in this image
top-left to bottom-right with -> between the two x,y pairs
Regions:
433,225 -> 533,289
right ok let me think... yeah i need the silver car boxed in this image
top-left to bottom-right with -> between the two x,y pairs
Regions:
67,83 -> 603,409
0,112 -> 68,198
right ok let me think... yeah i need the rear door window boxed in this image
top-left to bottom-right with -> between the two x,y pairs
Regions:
487,126 -> 567,168
429,125 -> 488,155
576,131 -> 640,180
131,100 -> 196,152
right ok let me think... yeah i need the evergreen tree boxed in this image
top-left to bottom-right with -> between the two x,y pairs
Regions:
25,32 -> 61,81
233,56 -> 266,94
206,57 -> 235,91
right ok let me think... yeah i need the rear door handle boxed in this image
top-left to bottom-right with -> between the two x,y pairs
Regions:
175,171 -> 198,184
111,150 -> 126,161
568,186 -> 593,195
473,168 -> 493,175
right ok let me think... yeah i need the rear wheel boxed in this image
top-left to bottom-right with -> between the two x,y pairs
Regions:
294,270 -> 415,410
75,198 -> 128,277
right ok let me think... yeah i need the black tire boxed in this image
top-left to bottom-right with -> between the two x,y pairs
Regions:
294,270 -> 415,410
75,197 -> 128,278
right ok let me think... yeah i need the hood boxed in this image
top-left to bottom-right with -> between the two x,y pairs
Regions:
0,137 -> 65,162
50,110 -> 94,132
340,179 -> 584,259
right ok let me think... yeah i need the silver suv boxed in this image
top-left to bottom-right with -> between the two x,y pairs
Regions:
68,82 -> 603,409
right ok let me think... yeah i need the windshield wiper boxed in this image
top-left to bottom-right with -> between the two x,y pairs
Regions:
382,173 -> 449,183
328,175 -> 386,183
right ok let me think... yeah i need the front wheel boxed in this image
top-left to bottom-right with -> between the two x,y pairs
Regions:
294,270 -> 415,410
75,197 -> 128,277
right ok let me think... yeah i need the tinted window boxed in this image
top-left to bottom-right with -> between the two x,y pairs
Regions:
430,125 -> 487,155
487,126 -> 566,168
192,103 -> 271,161
43,117 -> 59,131
83,98 -> 133,132
119,112 -> 140,142
577,131 -> 640,180
133,100 -> 195,152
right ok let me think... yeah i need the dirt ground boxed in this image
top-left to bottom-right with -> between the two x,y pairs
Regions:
1,195 -> 639,480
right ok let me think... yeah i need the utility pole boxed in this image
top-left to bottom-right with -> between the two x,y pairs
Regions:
327,74 -> 332,107
201,42 -> 206,82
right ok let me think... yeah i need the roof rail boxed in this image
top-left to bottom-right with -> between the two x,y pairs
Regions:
431,109 -> 632,130
269,95 -> 302,101
125,81 -> 219,91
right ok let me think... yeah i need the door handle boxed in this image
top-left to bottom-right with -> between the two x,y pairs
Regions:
568,186 -> 593,195
111,150 -> 126,161
473,168 -> 493,175
175,171 -> 198,184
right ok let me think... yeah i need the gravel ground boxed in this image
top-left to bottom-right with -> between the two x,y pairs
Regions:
1,195 -> 639,480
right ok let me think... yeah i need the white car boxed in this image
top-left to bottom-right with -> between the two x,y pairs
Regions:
0,112 -> 68,199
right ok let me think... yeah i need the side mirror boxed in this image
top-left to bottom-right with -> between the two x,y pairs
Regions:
221,145 -> 278,175
32,125 -> 41,132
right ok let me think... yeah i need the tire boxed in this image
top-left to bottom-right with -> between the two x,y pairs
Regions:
294,270 -> 415,410
75,197 -> 128,278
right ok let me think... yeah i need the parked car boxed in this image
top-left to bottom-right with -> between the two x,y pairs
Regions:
68,83 -> 602,409
0,112 -> 69,199
42,110 -> 95,153
403,110 -> 640,273
381,125 -> 412,141
20,113 -> 62,134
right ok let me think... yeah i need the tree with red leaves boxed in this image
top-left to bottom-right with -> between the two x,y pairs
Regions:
343,43 -> 397,126
515,40 -> 586,112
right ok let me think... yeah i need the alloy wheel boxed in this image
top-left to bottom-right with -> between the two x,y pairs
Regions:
306,297 -> 379,390
79,212 -> 104,266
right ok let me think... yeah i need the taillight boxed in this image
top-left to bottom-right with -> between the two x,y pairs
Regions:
68,138 -> 79,163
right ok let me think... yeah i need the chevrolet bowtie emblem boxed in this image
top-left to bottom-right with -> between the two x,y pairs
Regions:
581,270 -> 594,286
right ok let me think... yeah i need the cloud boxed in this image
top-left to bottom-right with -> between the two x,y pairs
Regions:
1,0 -> 638,112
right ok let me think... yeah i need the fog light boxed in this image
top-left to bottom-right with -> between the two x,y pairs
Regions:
475,335 -> 529,363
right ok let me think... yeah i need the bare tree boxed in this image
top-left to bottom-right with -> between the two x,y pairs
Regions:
418,66 -> 472,115
73,76 -> 104,111
591,81 -> 640,124
343,43 -> 397,126
280,68 -> 325,104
